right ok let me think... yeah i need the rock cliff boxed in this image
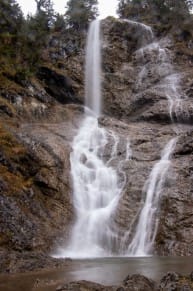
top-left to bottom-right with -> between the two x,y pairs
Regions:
0,16 -> 193,271
100,18 -> 193,256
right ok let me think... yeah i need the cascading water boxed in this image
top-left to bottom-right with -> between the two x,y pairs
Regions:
127,138 -> 177,256
135,40 -> 183,122
56,19 -> 180,258
123,27 -> 180,257
58,20 -> 129,258
123,19 -> 154,47
85,19 -> 101,116
62,117 -> 123,257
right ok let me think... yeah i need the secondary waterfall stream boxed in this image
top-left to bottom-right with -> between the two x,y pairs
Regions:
57,19 -> 180,258
123,24 -> 180,256
127,138 -> 177,256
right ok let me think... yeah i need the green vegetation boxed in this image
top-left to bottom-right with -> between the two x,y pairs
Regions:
0,0 -> 192,82
0,0 -> 99,81
65,0 -> 99,30
117,0 -> 193,44
0,0 -> 23,34
117,0 -> 193,25
0,123 -> 33,195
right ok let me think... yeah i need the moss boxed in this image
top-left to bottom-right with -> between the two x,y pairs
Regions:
0,165 -> 33,194
0,231 -> 13,248
0,123 -> 33,195
0,73 -> 23,92
0,123 -> 25,157
175,42 -> 193,56
178,277 -> 193,289
0,96 -> 16,113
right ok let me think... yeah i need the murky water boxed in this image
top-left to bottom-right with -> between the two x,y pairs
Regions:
0,257 -> 193,291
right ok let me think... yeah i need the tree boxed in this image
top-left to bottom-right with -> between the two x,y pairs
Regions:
117,0 -> 193,22
0,0 -> 23,34
35,0 -> 55,28
21,0 -> 55,56
117,0 -> 148,19
65,0 -> 99,30
53,13 -> 66,32
15,0 -> 56,73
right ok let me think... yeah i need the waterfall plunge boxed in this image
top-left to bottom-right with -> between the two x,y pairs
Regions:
85,19 -> 101,116
58,20 -> 129,258
56,19 -> 179,258
63,117 -> 123,257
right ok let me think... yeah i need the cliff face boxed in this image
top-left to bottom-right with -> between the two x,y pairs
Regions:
101,18 -> 193,255
0,17 -> 193,271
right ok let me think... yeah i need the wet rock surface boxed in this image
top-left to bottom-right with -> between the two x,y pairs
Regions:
0,251 -> 70,274
56,280 -> 117,291
54,272 -> 193,291
100,18 -> 193,255
0,103 -> 82,270
0,16 -> 193,273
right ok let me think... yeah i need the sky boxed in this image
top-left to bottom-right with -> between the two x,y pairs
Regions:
17,0 -> 119,19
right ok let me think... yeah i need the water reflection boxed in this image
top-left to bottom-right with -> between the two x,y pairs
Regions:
0,257 -> 193,291
69,257 -> 193,285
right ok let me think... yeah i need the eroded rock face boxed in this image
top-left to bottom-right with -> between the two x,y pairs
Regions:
101,19 -> 193,125
56,280 -> 117,291
98,18 -> 193,255
1,16 -> 193,269
0,104 -> 84,268
55,272 -> 193,291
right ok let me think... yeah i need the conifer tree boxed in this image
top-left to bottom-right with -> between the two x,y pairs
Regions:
65,0 -> 99,30
117,0 -> 193,21
0,0 -> 23,34
35,0 -> 55,28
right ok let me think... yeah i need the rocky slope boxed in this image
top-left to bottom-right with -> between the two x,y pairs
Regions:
0,16 -> 193,272
56,272 -> 193,291
100,18 -> 193,255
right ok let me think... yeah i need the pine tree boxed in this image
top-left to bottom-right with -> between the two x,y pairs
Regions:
117,0 -> 193,21
65,0 -> 99,30
0,0 -> 23,34
54,13 -> 66,32
117,0 -> 148,19
35,0 -> 55,28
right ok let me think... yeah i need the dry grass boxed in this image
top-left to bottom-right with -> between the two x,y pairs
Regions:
0,123 -> 33,194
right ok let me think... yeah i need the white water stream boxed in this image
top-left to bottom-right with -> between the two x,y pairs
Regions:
57,19 -> 180,258
135,40 -> 183,122
125,27 -> 180,256
58,20 -> 130,258
127,138 -> 177,256
85,19 -> 101,116
62,116 -> 123,257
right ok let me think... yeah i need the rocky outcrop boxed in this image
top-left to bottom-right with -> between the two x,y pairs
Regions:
102,19 -> 193,125
56,272 -> 193,291
37,66 -> 79,104
0,99 -> 83,267
99,18 -> 193,255
158,271 -> 193,290
0,15 -> 193,271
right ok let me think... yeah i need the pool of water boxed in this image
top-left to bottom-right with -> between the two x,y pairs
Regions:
0,257 -> 193,291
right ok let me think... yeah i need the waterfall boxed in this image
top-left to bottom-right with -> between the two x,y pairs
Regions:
123,19 -> 154,47
55,19 -> 180,258
127,138 -> 177,256
124,28 -> 180,256
85,19 -> 101,116
57,20 -> 129,258
135,40 -> 183,122
61,116 -> 123,257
